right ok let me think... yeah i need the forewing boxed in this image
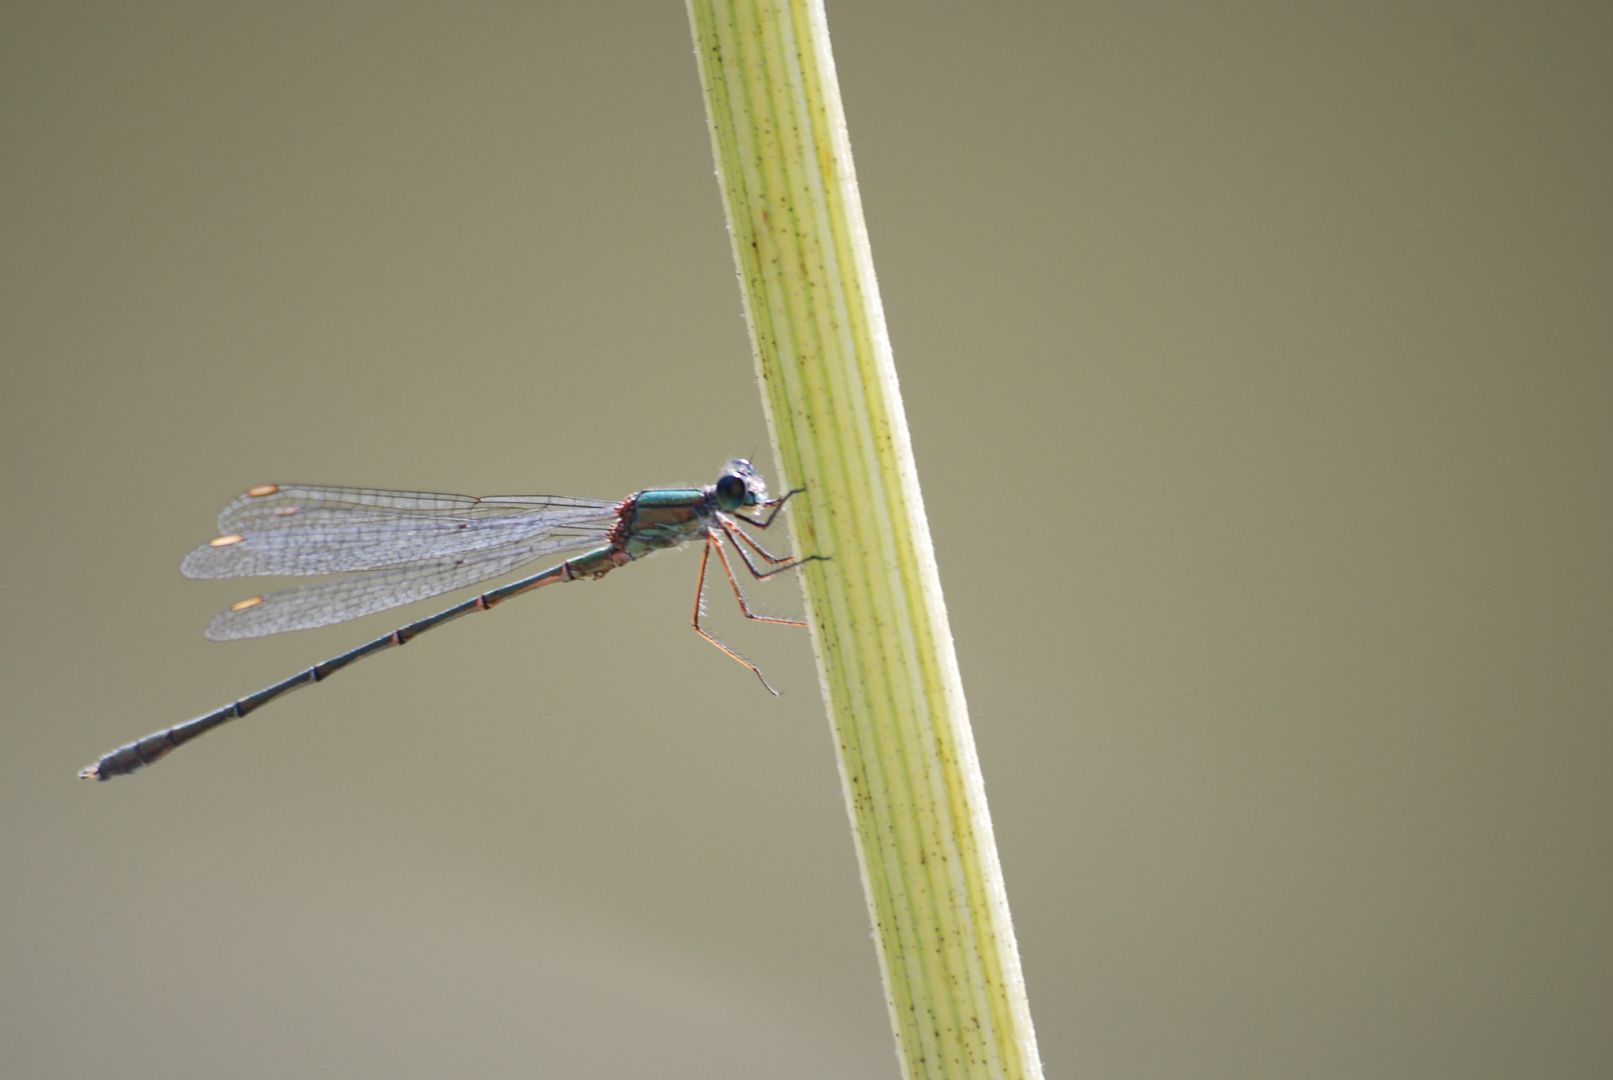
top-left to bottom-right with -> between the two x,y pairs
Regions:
204,535 -> 594,640
216,484 -> 610,532
184,484 -> 617,578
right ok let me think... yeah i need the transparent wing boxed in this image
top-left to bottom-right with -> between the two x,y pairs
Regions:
216,484 -> 611,533
204,533 -> 599,640
183,484 -> 618,579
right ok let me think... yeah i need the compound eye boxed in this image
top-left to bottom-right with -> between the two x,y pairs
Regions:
715,473 -> 749,511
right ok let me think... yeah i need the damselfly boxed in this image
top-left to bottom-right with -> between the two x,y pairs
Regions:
81,460 -> 819,780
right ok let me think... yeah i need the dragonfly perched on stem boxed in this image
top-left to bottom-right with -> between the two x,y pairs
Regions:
81,459 -> 821,781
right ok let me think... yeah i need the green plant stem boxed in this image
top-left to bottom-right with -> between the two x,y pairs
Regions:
686,3 -> 1043,1077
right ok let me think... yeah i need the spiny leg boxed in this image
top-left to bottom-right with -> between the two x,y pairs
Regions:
722,519 -> 794,565
720,518 -> 828,580
709,529 -> 808,627
731,488 -> 804,530
691,534 -> 782,695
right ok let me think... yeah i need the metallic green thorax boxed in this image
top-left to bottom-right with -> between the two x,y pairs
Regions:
620,489 -> 711,558
553,489 -> 715,582
604,459 -> 769,567
559,470 -> 765,582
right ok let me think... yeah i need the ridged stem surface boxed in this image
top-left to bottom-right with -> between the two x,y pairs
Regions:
686,4 -> 1043,1077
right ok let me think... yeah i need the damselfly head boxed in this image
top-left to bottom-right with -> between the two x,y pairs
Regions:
715,458 -> 767,511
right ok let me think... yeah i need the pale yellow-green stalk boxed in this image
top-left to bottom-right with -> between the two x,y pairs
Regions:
686,3 -> 1043,1078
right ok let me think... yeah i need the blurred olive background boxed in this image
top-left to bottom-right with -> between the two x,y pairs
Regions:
2,2 -> 1608,1077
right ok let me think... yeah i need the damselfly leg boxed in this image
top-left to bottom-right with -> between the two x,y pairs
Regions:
731,487 -> 805,530
690,515 -> 826,695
